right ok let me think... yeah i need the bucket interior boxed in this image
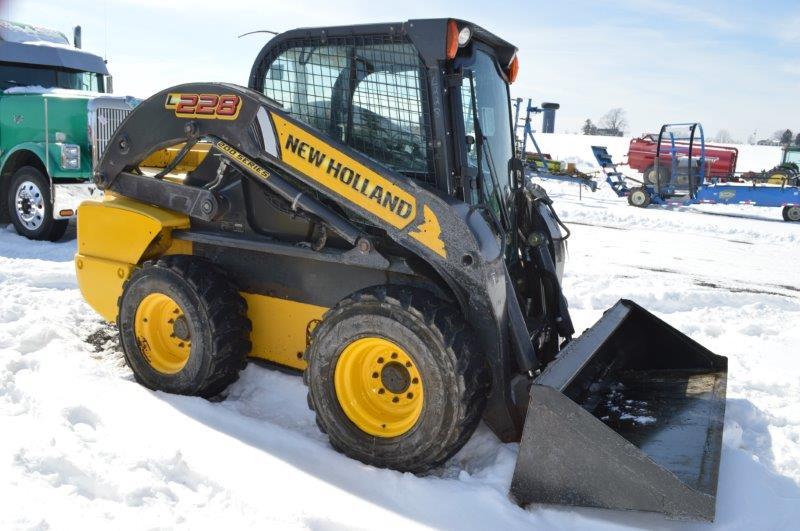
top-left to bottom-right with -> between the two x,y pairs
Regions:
536,300 -> 727,499
581,367 -> 725,496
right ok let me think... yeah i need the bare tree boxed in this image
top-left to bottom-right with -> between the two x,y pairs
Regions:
780,129 -> 793,145
600,108 -> 628,135
714,130 -> 734,143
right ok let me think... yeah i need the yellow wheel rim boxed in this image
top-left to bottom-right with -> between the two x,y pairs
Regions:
134,293 -> 191,374
334,337 -> 424,438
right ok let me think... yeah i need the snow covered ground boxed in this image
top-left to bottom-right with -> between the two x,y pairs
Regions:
1,135 -> 798,530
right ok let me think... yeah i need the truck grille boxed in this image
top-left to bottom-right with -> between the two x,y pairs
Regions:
88,97 -> 138,170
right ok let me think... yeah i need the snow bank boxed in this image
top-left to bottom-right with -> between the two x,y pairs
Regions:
0,132 -> 798,529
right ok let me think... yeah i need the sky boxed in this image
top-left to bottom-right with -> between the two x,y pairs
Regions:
2,0 -> 798,142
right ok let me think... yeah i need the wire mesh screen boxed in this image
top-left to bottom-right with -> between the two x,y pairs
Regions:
261,35 -> 435,184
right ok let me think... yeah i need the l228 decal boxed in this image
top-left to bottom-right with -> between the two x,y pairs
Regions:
165,93 -> 242,120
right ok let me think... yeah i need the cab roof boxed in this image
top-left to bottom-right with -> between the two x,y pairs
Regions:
257,18 -> 517,68
0,19 -> 108,75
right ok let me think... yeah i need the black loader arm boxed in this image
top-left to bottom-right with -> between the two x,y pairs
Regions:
96,83 -> 532,439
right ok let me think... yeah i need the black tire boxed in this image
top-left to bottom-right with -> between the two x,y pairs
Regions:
627,187 -> 651,208
783,205 -> 800,222
643,164 -> 669,187
118,255 -> 251,397
305,286 -> 489,473
7,166 -> 68,241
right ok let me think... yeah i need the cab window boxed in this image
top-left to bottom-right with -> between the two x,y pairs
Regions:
0,62 -> 104,92
260,38 -> 434,183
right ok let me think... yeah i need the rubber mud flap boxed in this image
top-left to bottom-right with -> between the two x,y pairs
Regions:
510,299 -> 727,521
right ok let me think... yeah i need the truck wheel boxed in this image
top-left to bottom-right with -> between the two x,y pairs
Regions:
7,166 -> 68,241
628,187 -> 651,208
305,286 -> 489,473
783,205 -> 800,222
117,255 -> 251,397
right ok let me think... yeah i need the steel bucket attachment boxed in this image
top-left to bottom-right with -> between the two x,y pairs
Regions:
510,299 -> 727,521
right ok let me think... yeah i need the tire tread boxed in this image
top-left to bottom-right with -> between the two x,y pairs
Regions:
305,286 -> 489,473
118,255 -> 251,398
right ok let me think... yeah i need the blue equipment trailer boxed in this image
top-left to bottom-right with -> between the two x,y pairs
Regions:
593,123 -> 800,222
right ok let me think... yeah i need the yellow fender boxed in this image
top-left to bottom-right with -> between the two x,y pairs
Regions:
73,194 -> 323,370
74,195 -> 190,321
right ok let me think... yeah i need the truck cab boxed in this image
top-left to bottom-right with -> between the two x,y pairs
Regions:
0,20 -> 137,240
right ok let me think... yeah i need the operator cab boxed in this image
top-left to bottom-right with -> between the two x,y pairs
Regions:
249,19 -> 519,220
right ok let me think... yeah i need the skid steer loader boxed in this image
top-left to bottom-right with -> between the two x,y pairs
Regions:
75,19 -> 727,520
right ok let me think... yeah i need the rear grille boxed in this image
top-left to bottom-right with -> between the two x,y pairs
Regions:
88,97 -> 137,169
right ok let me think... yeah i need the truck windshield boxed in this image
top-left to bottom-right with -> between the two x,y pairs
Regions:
460,50 -> 514,221
786,149 -> 800,165
0,62 -> 104,92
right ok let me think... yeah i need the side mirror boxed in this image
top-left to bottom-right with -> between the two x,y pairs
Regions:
105,75 -> 114,94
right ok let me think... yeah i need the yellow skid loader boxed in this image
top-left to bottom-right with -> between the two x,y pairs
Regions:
76,19 -> 727,520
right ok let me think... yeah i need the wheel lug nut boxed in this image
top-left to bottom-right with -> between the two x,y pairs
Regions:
378,388 -> 385,394
392,397 -> 399,403
372,372 -> 379,378
412,377 -> 419,384
405,361 -> 412,368
377,357 -> 384,364
407,392 -> 413,399
391,352 -> 398,359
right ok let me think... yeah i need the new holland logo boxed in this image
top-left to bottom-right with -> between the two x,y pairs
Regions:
272,115 -> 417,229
271,113 -> 447,258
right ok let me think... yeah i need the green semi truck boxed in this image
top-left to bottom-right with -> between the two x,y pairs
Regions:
0,20 -> 137,240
